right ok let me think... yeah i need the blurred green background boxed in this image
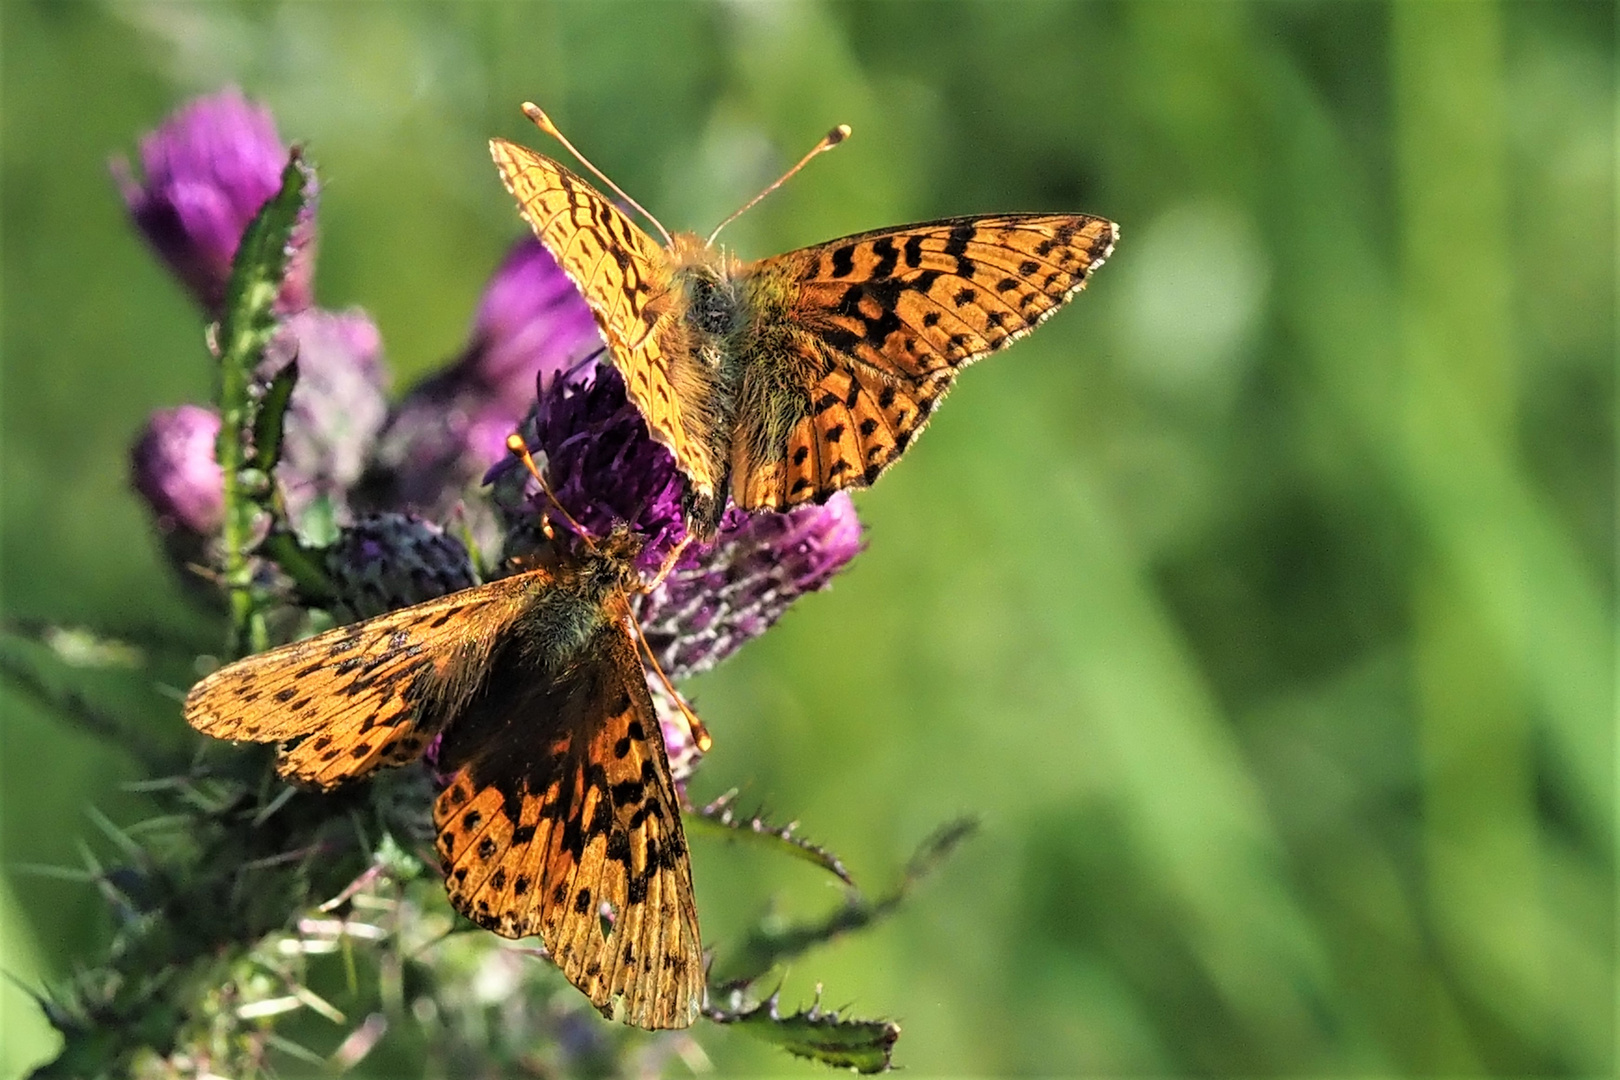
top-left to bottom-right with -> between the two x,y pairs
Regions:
3,1 -> 1613,1075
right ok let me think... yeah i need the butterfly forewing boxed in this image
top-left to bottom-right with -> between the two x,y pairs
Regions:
183,571 -> 552,790
732,214 -> 1117,510
431,612 -> 703,1029
488,139 -> 719,503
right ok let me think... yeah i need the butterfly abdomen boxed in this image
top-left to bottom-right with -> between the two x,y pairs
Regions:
663,241 -> 753,535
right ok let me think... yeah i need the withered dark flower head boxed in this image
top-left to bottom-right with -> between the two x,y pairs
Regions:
261,308 -> 391,526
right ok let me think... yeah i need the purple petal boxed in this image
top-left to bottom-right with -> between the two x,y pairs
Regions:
493,357 -> 688,576
114,88 -> 315,316
471,238 -> 605,402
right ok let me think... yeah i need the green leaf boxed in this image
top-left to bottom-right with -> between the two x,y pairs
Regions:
218,151 -> 312,372
710,816 -> 978,990
250,357 -> 298,474
686,790 -> 855,887
709,991 -> 900,1074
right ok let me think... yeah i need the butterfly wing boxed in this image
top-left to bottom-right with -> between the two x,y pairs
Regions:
431,609 -> 703,1029
183,570 -> 552,791
489,139 -> 719,503
732,213 -> 1118,509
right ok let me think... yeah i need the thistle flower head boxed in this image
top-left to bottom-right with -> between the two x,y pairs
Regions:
490,354 -> 865,680
262,308 -> 390,525
130,404 -> 225,537
491,357 -> 689,576
323,513 -> 477,620
364,238 -> 603,528
113,88 -> 315,316
471,238 -> 605,405
638,492 -> 864,679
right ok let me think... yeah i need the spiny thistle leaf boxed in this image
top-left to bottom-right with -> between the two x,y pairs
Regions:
708,989 -> 900,1074
687,790 -> 856,887
711,816 -> 978,990
251,355 -> 300,474
218,150 -> 313,367
215,148 -> 316,657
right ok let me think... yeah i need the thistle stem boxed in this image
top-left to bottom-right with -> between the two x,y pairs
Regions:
210,150 -> 312,657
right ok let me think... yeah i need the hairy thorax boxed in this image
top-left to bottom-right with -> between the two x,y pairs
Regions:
663,235 -> 819,510
513,551 -> 636,673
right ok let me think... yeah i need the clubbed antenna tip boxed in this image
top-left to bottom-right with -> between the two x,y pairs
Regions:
520,101 -> 558,138
706,121 -> 854,246
519,100 -> 673,247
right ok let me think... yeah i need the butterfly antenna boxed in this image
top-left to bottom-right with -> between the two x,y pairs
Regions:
520,102 -> 674,248
505,433 -> 596,552
706,124 -> 851,246
627,610 -> 712,753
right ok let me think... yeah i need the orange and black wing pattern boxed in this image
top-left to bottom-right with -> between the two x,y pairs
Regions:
431,612 -> 703,1029
183,571 -> 551,790
489,139 -> 719,503
733,214 -> 1117,510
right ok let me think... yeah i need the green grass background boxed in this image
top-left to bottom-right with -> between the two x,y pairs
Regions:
2,1 -> 1613,1075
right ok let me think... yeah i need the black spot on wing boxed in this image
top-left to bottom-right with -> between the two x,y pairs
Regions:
870,237 -> 899,278
829,244 -> 856,278
902,233 -> 926,269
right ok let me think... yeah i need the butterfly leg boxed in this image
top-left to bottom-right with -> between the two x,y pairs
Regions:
643,535 -> 691,593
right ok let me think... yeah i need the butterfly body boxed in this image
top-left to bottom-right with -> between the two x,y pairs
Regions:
184,528 -> 705,1028
492,136 -> 1119,538
503,536 -> 642,672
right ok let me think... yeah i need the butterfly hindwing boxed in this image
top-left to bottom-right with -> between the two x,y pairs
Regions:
733,213 -> 1117,510
183,571 -> 552,790
431,611 -> 703,1029
488,139 -> 719,503
736,358 -> 937,509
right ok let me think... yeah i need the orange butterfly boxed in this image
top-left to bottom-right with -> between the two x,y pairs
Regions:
184,509 -> 705,1029
491,103 -> 1118,539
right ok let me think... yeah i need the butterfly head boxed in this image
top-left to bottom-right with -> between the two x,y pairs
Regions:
591,522 -> 647,588
669,251 -> 741,342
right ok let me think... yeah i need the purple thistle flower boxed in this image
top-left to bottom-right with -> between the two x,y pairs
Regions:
363,238 -> 603,530
492,358 -> 689,577
637,493 -> 864,679
113,88 -> 316,316
131,308 -> 387,553
131,404 -> 225,537
471,238 -> 605,407
262,308 -> 390,526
